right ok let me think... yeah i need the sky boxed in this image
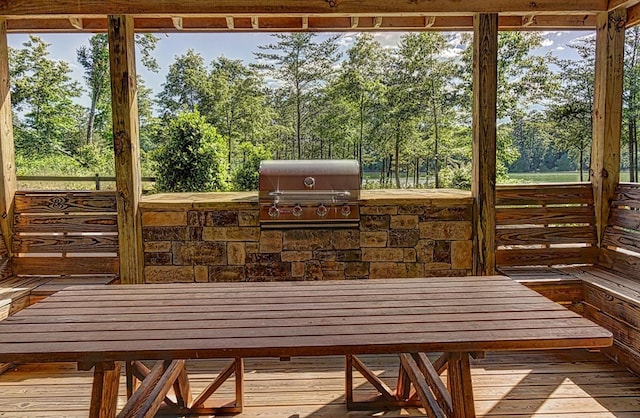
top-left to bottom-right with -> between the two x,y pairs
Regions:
7,30 -> 594,107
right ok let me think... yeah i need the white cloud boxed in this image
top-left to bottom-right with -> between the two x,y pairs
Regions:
373,32 -> 403,49
556,46 -> 565,51
541,38 -> 554,47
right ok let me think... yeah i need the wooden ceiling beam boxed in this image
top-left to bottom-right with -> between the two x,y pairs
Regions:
608,0 -> 640,11
627,2 -> 640,25
2,14 -> 599,32
0,0 -> 607,17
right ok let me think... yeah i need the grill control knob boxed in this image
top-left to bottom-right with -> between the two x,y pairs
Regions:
341,204 -> 352,217
304,176 -> 315,189
292,204 -> 303,217
316,204 -> 328,218
268,204 -> 279,218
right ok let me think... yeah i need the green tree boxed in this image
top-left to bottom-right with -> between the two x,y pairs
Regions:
157,50 -> 210,115
625,27 -> 640,182
208,57 -> 270,166
547,38 -> 594,181
10,35 -> 83,158
337,33 -> 387,173
77,33 -> 159,145
253,33 -> 341,159
154,111 -> 229,192
397,33 -> 458,188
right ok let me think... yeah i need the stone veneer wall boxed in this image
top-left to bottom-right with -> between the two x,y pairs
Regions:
141,199 -> 473,283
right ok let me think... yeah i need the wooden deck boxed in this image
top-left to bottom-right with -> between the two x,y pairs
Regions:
0,350 -> 638,417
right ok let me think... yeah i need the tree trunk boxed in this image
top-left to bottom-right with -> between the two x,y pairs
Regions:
296,82 -> 302,159
579,147 -> 584,182
86,89 -> 100,145
359,97 -> 364,177
415,156 -> 419,187
430,82 -> 440,188
630,117 -> 637,182
394,125 -> 401,189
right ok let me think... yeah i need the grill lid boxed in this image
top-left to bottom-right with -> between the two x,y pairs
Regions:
259,160 -> 360,195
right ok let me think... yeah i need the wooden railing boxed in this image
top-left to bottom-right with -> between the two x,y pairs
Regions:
496,183 -> 599,267
12,191 -> 119,278
599,183 -> 640,280
17,175 -> 156,190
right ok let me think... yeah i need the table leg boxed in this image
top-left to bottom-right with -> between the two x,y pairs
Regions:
89,361 -> 121,418
447,352 -> 476,418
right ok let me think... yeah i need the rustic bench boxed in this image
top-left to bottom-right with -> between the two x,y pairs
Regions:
497,183 -> 640,376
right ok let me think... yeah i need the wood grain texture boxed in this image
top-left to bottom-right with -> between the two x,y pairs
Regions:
14,214 -> 118,233
602,226 -> 640,254
0,277 -> 612,364
12,257 -> 119,276
0,0 -> 606,17
496,206 -> 595,226
598,248 -> 640,280
611,183 -> 640,208
591,8 -> 625,246
496,247 -> 599,267
609,207 -> 640,230
472,13 -> 498,276
14,191 -> 117,214
496,226 -> 597,246
108,15 -> 143,284
0,14 -> 601,33
0,20 -> 16,257
12,234 -> 118,253
496,183 -> 594,206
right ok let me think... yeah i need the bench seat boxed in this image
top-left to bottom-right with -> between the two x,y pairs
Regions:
500,265 -> 640,376
0,275 -> 118,319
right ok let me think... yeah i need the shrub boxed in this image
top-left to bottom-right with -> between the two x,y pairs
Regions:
154,111 -> 229,192
231,142 -> 272,191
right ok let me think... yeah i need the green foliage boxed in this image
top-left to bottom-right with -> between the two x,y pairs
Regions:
10,36 -> 83,157
253,33 -> 341,159
153,112 -> 229,192
231,143 -> 272,191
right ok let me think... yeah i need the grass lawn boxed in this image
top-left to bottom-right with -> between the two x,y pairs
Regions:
505,171 -> 632,183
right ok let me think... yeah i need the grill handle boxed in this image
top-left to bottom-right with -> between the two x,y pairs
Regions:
268,190 -> 352,203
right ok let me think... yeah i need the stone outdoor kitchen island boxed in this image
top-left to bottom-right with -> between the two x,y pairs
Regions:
140,189 -> 473,283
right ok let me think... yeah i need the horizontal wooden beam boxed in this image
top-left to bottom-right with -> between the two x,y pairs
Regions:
628,2 -> 640,25
3,14 -> 598,33
0,0 -> 607,17
609,0 -> 640,11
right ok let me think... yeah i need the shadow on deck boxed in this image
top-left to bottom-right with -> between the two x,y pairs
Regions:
0,350 -> 638,417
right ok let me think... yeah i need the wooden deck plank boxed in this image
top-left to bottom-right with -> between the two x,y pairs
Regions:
0,351 -> 638,417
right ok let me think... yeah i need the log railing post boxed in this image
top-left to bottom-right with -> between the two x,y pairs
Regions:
0,19 -> 15,258
108,15 -> 144,284
472,13 -> 498,276
591,8 -> 626,247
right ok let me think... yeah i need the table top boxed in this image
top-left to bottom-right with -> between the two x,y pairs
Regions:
0,276 -> 612,364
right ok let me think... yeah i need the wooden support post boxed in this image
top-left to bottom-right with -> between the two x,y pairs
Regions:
472,13 -> 498,276
447,352 -> 475,418
89,361 -> 121,418
345,354 -> 353,406
591,8 -> 626,246
108,15 -> 144,284
0,20 -> 15,258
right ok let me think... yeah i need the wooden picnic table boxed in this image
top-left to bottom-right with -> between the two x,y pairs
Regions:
0,275 -> 612,418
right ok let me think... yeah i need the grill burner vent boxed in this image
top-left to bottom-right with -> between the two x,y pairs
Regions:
259,160 -> 360,228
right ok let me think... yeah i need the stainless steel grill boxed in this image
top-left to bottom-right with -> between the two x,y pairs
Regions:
258,160 -> 360,228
